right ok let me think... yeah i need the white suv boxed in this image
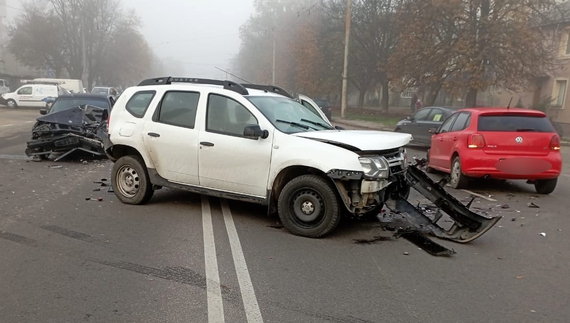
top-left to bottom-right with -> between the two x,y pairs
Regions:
104,77 -> 412,238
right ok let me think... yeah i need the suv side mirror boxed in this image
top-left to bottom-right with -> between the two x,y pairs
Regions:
244,124 -> 269,139
334,125 -> 345,130
40,109 -> 47,115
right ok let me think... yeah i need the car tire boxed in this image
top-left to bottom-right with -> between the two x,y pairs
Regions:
277,174 -> 341,238
534,178 -> 557,195
6,99 -> 17,109
112,155 -> 154,205
450,156 -> 468,189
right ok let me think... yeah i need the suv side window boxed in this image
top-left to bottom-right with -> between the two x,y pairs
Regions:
413,108 -> 431,121
450,112 -> 471,132
439,114 -> 458,133
207,94 -> 257,136
17,86 -> 32,95
126,91 -> 156,118
156,91 -> 199,129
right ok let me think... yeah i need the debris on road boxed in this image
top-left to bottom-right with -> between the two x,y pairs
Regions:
540,232 -> 546,237
352,235 -> 392,244
48,165 -> 62,169
85,197 -> 103,202
501,204 -> 510,209
528,202 -> 540,208
403,251 -> 409,256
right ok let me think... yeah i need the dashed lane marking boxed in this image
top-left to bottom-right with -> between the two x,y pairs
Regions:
202,196 -> 225,323
221,200 -> 264,323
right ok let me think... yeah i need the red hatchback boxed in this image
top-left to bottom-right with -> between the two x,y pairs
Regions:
427,107 -> 562,194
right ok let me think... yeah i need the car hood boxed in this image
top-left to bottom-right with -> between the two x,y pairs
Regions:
292,130 -> 412,151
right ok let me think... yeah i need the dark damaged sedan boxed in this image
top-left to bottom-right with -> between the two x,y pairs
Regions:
25,94 -> 115,161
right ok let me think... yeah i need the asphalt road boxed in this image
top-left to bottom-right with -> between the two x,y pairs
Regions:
1,107 -> 570,323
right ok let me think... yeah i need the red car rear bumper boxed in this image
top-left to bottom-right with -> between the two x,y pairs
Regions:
462,152 -> 562,180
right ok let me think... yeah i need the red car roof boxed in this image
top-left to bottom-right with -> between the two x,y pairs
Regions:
457,107 -> 547,116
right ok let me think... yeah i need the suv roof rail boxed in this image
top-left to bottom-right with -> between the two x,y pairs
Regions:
137,77 -> 249,95
241,84 -> 292,98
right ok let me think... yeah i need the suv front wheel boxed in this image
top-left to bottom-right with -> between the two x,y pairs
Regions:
277,175 -> 341,238
112,155 -> 154,204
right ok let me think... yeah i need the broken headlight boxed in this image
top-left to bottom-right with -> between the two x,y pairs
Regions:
359,156 -> 389,179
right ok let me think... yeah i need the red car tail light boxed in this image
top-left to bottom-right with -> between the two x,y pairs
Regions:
468,134 -> 486,149
550,135 -> 561,151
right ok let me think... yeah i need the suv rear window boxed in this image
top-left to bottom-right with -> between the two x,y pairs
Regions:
478,115 -> 555,132
126,91 -> 155,118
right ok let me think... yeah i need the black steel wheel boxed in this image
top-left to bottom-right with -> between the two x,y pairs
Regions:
112,155 -> 154,205
277,175 -> 341,238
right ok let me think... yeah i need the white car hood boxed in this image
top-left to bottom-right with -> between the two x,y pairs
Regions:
292,130 -> 412,151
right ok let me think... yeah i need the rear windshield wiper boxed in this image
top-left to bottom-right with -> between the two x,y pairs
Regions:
516,128 -> 539,132
276,119 -> 311,130
300,118 -> 333,130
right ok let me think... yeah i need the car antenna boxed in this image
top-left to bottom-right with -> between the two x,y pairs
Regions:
507,97 -> 513,109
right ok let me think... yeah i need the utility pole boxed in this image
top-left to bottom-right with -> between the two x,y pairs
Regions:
272,28 -> 276,85
341,0 -> 352,118
81,17 -> 88,88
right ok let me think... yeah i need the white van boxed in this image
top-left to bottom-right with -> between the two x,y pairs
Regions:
0,79 -> 10,95
33,78 -> 85,94
0,83 -> 67,108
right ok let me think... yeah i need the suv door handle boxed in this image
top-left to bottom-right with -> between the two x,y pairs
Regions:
147,132 -> 160,138
200,141 -> 214,147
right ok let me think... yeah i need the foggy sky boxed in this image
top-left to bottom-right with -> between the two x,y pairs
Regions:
6,0 -> 255,79
122,0 -> 254,79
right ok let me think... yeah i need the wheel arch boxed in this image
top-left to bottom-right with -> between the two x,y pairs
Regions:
267,165 -> 336,215
106,144 -> 151,167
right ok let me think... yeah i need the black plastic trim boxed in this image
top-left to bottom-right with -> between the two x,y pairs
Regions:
138,77 -> 249,96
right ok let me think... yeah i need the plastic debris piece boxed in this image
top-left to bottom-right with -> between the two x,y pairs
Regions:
501,204 -> 510,209
540,232 -> 546,237
48,165 -> 63,169
403,252 -> 409,255
93,188 -> 101,192
528,202 -> 540,208
516,275 -> 524,279
511,218 -> 516,221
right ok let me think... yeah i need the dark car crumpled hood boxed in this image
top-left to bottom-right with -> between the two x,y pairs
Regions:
36,105 -> 107,127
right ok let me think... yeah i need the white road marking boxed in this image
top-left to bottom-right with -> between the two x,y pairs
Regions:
460,189 -> 497,202
0,124 -> 13,127
201,196 -> 225,323
221,200 -> 264,323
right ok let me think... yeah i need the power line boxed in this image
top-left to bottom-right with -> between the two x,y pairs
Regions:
215,66 -> 251,83
152,33 -> 240,47
0,3 -> 26,13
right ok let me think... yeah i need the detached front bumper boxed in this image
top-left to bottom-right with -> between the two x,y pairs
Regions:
25,133 -> 105,161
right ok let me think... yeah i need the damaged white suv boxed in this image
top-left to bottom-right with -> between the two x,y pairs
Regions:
104,77 -> 418,237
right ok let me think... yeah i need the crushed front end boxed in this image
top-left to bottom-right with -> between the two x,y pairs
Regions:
328,151 -> 500,245
25,105 -> 108,161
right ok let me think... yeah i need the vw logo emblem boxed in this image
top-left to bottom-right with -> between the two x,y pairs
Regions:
515,136 -> 523,144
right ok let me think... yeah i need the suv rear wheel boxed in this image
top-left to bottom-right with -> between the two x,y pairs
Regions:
534,178 -> 557,195
112,155 -> 154,204
277,175 -> 341,238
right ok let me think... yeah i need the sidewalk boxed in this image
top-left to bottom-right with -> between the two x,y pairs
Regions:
331,117 -> 570,147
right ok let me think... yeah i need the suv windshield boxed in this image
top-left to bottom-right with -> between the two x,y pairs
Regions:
478,115 -> 555,132
50,98 -> 110,114
247,96 -> 334,133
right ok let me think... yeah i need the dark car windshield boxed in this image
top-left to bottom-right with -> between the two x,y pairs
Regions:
247,96 -> 334,133
92,88 -> 109,95
478,115 -> 555,132
49,98 -> 110,114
